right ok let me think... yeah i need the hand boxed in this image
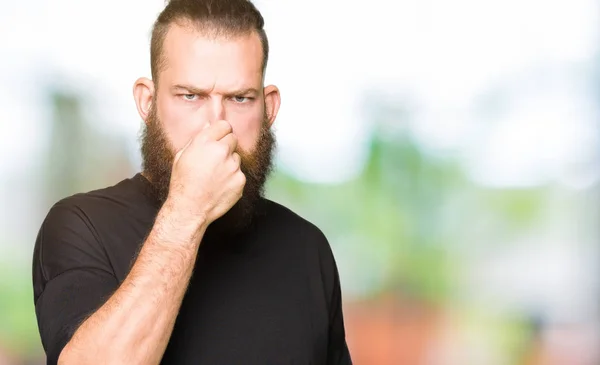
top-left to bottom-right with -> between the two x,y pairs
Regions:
167,120 -> 245,224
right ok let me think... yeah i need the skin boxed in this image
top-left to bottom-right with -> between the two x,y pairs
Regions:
57,22 -> 281,365
136,24 -> 280,155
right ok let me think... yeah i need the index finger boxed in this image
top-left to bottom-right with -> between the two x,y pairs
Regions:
201,120 -> 233,142
174,138 -> 193,163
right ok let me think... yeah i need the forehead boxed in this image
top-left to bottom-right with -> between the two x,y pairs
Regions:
160,23 -> 263,89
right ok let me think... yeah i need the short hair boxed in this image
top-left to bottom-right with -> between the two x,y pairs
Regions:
150,0 -> 269,86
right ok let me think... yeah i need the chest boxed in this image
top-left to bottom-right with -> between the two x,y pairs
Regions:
160,241 -> 330,365
99,210 -> 331,364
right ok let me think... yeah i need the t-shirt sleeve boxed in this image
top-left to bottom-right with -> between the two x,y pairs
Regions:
314,229 -> 353,365
32,200 -> 118,365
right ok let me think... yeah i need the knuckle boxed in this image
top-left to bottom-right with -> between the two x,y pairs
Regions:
198,133 -> 209,143
225,160 -> 238,175
217,143 -> 229,157
208,141 -> 226,157
226,159 -> 236,172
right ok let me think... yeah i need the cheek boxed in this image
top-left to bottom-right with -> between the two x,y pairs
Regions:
229,110 -> 263,152
157,99 -> 205,151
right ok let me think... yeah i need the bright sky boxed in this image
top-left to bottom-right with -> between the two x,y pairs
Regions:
0,0 -> 598,186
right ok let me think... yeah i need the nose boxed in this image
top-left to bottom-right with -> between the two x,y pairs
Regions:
207,96 -> 226,125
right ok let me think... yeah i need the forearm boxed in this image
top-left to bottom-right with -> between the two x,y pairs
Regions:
59,202 -> 207,365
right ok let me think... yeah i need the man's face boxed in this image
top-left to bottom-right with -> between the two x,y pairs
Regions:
138,24 -> 279,235
155,23 -> 267,153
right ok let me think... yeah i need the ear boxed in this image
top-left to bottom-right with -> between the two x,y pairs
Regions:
263,85 -> 280,128
133,77 -> 155,124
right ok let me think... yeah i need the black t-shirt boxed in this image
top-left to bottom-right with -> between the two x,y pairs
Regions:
32,173 -> 352,365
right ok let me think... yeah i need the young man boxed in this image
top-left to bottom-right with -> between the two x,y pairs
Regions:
31,1 -> 352,364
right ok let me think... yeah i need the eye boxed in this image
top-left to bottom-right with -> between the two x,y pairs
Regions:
182,94 -> 197,101
232,96 -> 252,103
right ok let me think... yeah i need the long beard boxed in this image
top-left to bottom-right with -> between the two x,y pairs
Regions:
140,104 -> 276,237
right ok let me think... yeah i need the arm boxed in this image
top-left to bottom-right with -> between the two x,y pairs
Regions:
58,200 -> 206,365
33,120 -> 243,365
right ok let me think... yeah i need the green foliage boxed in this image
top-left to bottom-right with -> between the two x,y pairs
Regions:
0,260 -> 43,359
267,131 -> 548,304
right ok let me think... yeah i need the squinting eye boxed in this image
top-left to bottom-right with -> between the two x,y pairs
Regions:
233,96 -> 249,103
183,94 -> 197,101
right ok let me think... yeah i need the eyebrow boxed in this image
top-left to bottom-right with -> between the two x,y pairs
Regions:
172,84 -> 259,96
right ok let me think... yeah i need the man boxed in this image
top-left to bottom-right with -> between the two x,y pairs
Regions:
31,0 -> 352,364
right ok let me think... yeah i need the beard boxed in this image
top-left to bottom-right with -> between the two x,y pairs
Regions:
140,102 -> 276,237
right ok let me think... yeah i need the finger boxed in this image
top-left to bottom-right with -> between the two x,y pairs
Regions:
174,138 -> 193,163
202,120 -> 233,141
219,133 -> 238,155
231,152 -> 241,166
237,169 -> 246,190
187,121 -> 217,148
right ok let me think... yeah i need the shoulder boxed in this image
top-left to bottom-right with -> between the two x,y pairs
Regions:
261,199 -> 343,308
41,174 -> 154,236
262,199 -> 328,241
36,174 -> 146,259
33,177 -> 141,297
35,186 -> 121,271
54,175 -> 151,215
37,182 -> 112,241
261,199 -> 336,262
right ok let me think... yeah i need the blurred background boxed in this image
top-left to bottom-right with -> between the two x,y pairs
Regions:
1,0 -> 599,364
